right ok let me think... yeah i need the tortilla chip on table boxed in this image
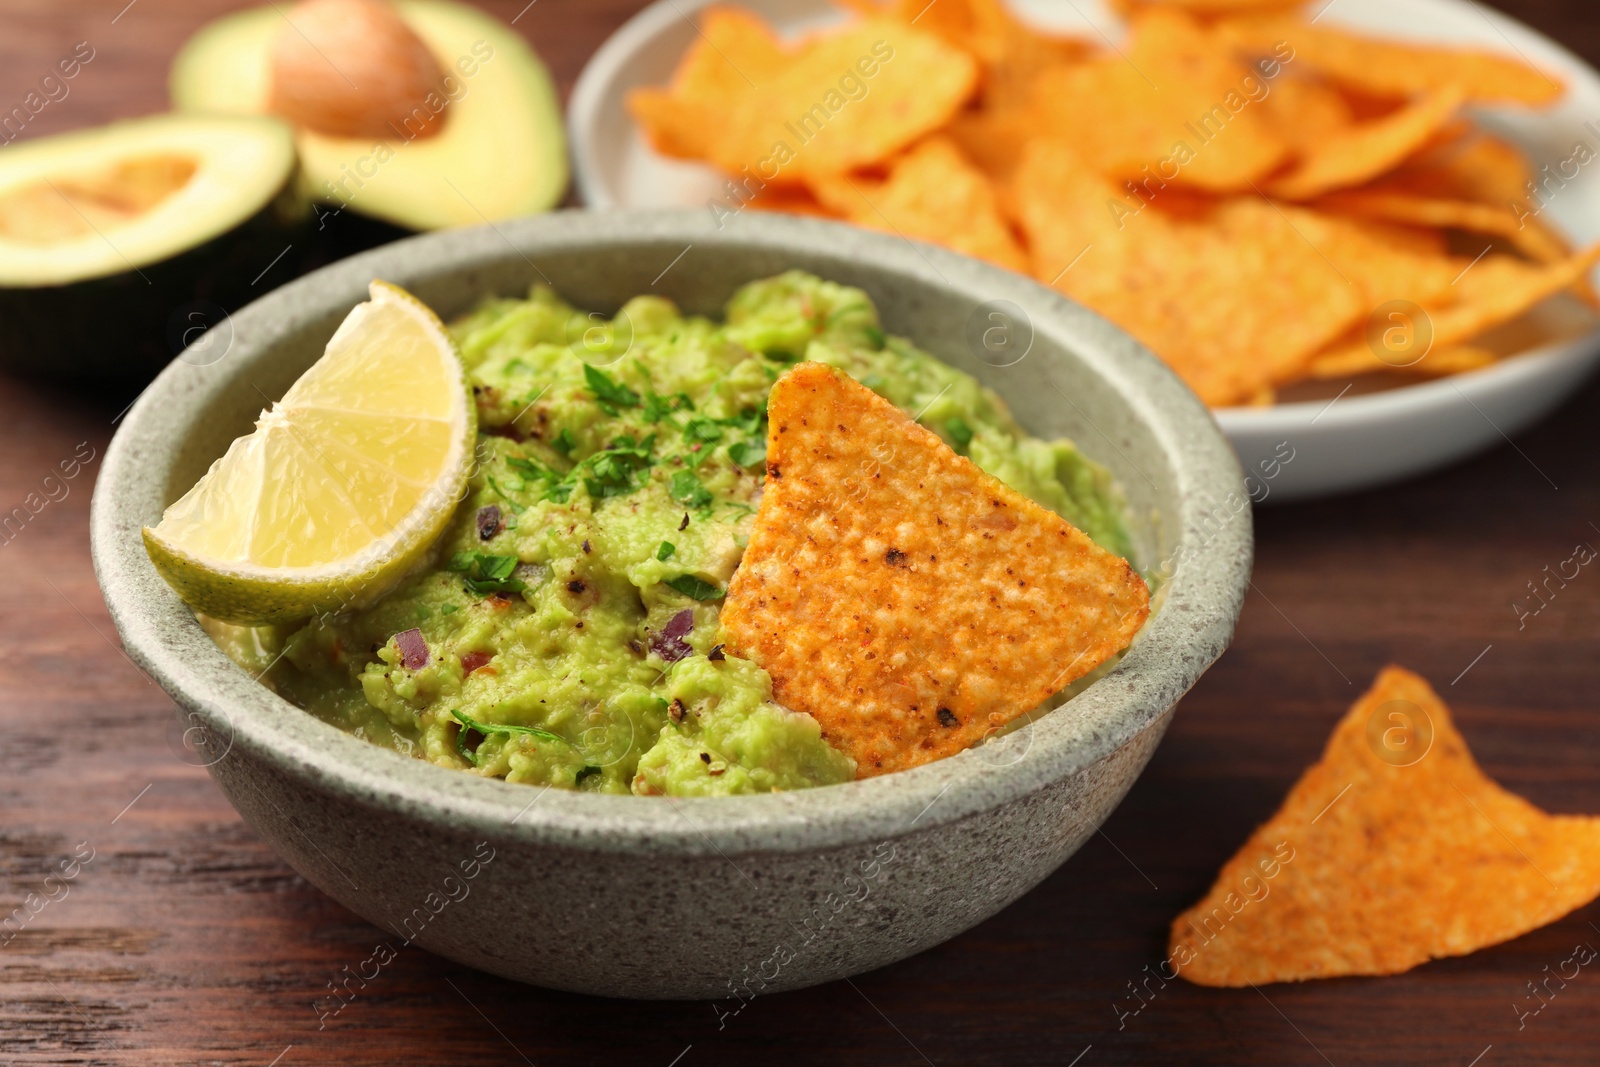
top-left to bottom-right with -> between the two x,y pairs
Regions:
1170,666 -> 1600,986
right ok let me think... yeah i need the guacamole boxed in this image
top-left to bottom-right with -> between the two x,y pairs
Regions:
212,272 -> 1133,796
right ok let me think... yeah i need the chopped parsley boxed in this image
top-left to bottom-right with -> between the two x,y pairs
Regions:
583,364 -> 640,413
451,708 -> 571,766
682,417 -> 723,445
669,470 -> 713,510
446,552 -> 526,596
664,574 -> 723,601
727,441 -> 766,468
945,416 -> 973,452
656,541 -> 676,562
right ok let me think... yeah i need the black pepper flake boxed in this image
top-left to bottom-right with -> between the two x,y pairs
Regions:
885,548 -> 908,567
937,707 -> 959,728
567,579 -> 586,594
699,752 -> 712,764
628,640 -> 644,655
476,504 -> 501,541
582,539 -> 592,554
708,644 -> 725,662
679,513 -> 690,531
669,698 -> 686,723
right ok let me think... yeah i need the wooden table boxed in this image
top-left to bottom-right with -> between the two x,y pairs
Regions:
5,1 -> 1600,1063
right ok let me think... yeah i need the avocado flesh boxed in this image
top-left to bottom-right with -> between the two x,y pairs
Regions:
0,113 -> 309,392
170,0 -> 568,231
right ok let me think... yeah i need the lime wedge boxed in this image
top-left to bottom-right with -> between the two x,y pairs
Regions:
143,280 -> 476,624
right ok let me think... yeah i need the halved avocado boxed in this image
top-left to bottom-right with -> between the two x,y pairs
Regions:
170,0 -> 568,232
0,113 -> 310,391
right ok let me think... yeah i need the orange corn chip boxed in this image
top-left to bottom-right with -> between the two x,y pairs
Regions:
628,6 -> 790,160
805,138 -> 1027,272
1009,139 -> 1361,405
1315,188 -> 1567,263
1033,9 -> 1288,193
1257,74 -> 1355,153
1270,88 -> 1465,200
1284,207 -> 1472,315
842,0 -> 1090,105
721,363 -> 1149,778
1217,16 -> 1564,104
1309,244 -> 1600,377
631,17 -> 978,182
1170,667 -> 1600,986
944,95 -> 1049,182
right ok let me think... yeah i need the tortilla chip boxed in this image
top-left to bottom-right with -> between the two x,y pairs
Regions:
1217,16 -> 1564,104
1033,9 -> 1288,193
629,16 -> 978,181
1309,244 -> 1600,377
1370,134 -> 1574,264
1257,74 -> 1355,153
1009,138 -> 1361,405
842,0 -> 1090,105
628,6 -> 790,160
1120,0 -> 1307,12
1314,189 -> 1567,263
1170,667 -> 1600,986
1287,207 -> 1466,309
944,96 -> 1048,183
721,363 -> 1149,778
742,183 -> 834,218
1270,88 -> 1465,200
723,21 -> 978,179
807,138 -> 1027,272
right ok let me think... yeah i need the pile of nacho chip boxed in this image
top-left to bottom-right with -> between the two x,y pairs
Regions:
629,0 -> 1600,407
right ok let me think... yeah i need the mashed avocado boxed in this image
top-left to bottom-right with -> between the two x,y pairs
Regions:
212,272 -> 1133,797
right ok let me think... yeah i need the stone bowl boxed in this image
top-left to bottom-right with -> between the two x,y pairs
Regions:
90,209 -> 1251,999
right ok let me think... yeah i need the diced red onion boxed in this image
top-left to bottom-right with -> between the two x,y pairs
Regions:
395,628 -> 430,670
649,608 -> 695,663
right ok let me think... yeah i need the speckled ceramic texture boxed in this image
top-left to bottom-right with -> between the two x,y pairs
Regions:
91,210 -> 1251,999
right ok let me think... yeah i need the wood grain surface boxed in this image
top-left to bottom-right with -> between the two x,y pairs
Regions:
4,1 -> 1600,1063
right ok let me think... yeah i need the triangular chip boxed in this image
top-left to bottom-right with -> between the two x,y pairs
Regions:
1009,138 -> 1362,405
1170,666 -> 1600,986
721,363 -> 1149,778
1216,15 -> 1564,104
1269,88 -> 1465,200
1033,9 -> 1287,193
1308,243 -> 1600,378
628,15 -> 978,181
806,137 -> 1028,272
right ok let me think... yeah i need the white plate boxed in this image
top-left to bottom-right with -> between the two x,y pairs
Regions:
569,0 -> 1600,502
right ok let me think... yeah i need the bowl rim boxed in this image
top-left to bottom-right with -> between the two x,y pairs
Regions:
91,209 -> 1251,856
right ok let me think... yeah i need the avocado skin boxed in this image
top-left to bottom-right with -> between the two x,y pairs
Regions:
0,176 -> 314,398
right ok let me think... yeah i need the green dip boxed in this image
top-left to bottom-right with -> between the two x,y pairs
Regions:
210,271 -> 1133,797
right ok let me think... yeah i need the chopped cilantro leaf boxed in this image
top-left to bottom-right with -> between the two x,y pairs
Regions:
863,325 -> 886,349
642,392 -> 674,423
445,553 -> 527,596
656,541 -> 676,562
553,428 -> 577,456
452,708 -> 571,767
583,364 -> 640,410
669,471 -> 713,510
945,417 -> 973,452
727,441 -> 766,468
664,575 -> 723,601
683,417 -> 723,444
